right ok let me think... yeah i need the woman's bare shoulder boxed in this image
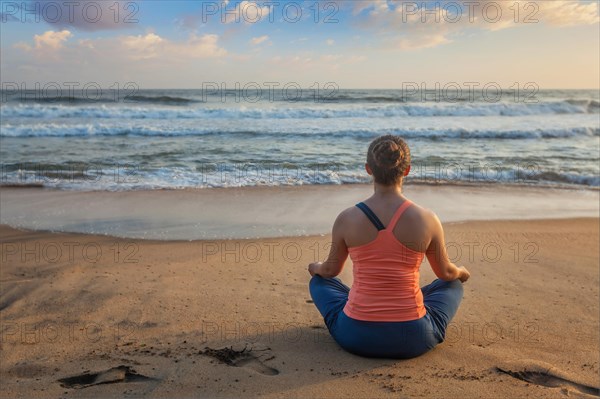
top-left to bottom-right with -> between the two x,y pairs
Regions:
406,201 -> 439,226
336,206 -> 361,223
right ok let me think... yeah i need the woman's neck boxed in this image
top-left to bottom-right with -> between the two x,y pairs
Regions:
373,182 -> 404,198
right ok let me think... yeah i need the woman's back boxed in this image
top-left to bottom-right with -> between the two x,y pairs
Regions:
307,134 -> 469,358
342,196 -> 431,251
342,198 -> 429,322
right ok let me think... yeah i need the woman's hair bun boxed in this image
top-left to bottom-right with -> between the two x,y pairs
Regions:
366,135 -> 411,185
372,139 -> 403,169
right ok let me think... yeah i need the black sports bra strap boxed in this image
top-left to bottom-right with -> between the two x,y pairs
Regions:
355,202 -> 385,231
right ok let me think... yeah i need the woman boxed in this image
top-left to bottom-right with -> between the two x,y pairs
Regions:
308,135 -> 470,359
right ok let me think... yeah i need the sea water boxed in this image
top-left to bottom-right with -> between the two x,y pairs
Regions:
1,88 -> 598,191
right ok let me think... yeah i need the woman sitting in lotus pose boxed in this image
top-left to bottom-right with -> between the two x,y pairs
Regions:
308,135 -> 470,359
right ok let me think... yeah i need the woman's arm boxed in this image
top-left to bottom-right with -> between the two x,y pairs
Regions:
426,211 -> 470,283
308,211 -> 349,278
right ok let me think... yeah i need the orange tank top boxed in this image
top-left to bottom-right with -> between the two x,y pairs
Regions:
343,200 -> 427,322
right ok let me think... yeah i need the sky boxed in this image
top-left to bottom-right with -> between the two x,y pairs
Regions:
1,0 -> 599,89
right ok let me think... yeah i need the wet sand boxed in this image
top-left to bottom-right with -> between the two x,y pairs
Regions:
1,184 -> 598,239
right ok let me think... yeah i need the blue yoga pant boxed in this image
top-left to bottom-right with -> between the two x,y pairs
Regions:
309,275 -> 464,359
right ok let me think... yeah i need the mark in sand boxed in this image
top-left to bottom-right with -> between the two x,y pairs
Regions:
200,344 -> 279,376
58,365 -> 156,389
496,360 -> 600,397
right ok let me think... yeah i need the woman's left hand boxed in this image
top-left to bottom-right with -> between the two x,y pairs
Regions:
308,262 -> 322,277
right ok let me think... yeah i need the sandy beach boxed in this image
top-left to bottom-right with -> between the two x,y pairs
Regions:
1,196 -> 598,397
2,0 -> 599,397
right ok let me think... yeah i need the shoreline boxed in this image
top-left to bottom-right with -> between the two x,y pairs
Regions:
1,184 -> 599,240
1,179 -> 599,192
1,216 -> 599,243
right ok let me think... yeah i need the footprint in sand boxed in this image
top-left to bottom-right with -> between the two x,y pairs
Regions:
496,360 -> 600,397
201,345 -> 279,376
58,365 -> 156,389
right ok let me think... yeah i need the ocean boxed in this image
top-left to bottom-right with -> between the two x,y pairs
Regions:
1,88 -> 598,191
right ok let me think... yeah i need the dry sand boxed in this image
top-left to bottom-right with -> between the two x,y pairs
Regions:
1,218 -> 598,398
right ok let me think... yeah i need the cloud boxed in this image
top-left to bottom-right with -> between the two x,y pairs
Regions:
225,1 -> 270,24
77,38 -> 95,49
180,34 -> 227,58
537,1 -> 599,27
347,0 -> 599,50
326,39 -> 335,46
121,33 -> 164,60
15,31 -> 227,62
250,35 -> 269,45
14,29 -> 73,52
35,29 -> 73,49
119,32 -> 227,60
395,34 -> 450,51
349,0 -> 389,16
3,1 -> 139,31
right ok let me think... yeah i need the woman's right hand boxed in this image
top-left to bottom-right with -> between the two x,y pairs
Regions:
458,266 -> 470,283
308,262 -> 322,277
